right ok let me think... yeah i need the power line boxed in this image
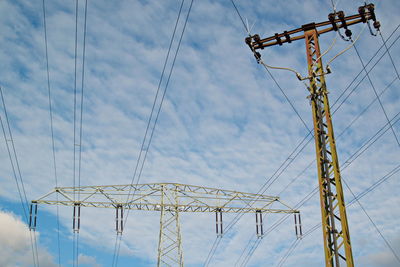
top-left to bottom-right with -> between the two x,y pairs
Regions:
41,0 -> 61,265
342,179 -> 400,264
72,0 -> 80,265
277,164 -> 400,267
331,23 -> 400,114
112,0 -> 194,265
235,70 -> 400,265
0,86 -> 40,266
352,42 -> 400,146
238,109 -> 400,266
379,31 -> 400,79
210,24 -> 400,267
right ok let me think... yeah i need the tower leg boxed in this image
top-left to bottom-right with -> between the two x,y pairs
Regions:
157,185 -> 183,267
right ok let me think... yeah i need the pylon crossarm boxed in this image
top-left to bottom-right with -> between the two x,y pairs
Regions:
33,182 -> 298,267
33,199 -> 297,214
33,183 -> 297,213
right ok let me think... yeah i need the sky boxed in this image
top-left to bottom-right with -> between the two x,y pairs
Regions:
0,0 -> 399,266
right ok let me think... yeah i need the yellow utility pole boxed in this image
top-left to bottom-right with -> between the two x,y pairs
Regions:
245,3 -> 380,266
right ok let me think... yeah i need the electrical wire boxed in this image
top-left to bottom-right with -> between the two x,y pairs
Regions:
342,179 -> 400,264
260,60 -> 313,132
72,0 -> 80,265
352,42 -> 400,146
205,3 -> 400,266
331,25 -> 400,114
41,0 -> 61,265
234,68 -> 399,265
238,109 -> 400,266
229,0 -> 247,32
378,31 -> 400,79
0,87 -> 40,266
231,32 -> 400,267
326,22 -> 368,69
76,0 -> 88,264
111,1 -> 194,266
276,163 -> 400,267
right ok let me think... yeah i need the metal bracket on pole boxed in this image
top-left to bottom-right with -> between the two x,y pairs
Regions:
73,202 -> 81,233
216,208 -> 223,237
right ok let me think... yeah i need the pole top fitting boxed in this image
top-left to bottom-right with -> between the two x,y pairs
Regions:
302,22 -> 316,31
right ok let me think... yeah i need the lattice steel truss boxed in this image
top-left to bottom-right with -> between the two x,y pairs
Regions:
32,183 -> 298,266
304,27 -> 353,266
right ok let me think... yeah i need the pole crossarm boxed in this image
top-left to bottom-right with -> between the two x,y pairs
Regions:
245,3 -> 378,50
33,182 -> 297,214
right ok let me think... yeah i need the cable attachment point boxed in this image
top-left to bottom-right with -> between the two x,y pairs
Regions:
326,65 -> 332,74
367,3 -> 381,31
245,35 -> 262,62
29,201 -> 38,231
274,33 -> 282,46
73,202 -> 81,233
328,13 -> 338,31
255,210 -> 264,238
215,208 -> 223,237
283,31 -> 291,43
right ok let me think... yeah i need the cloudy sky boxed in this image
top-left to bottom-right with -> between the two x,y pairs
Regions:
0,0 -> 399,266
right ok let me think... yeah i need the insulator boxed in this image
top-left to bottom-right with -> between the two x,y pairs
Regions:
255,212 -> 259,236
253,34 -> 264,50
328,13 -> 338,31
29,204 -> 33,230
77,205 -> 81,230
245,36 -> 252,46
120,207 -> 124,232
283,31 -> 291,43
274,33 -> 282,46
29,202 -> 38,231
116,205 -> 124,234
367,4 -> 377,22
73,205 -> 76,230
373,21 -> 381,30
255,210 -> 263,238
358,6 -> 367,23
215,208 -> 223,237
298,213 -> 303,237
345,29 -> 352,38
73,203 -> 81,233
34,204 -> 38,229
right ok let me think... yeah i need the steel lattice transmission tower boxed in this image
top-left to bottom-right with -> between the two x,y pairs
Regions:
245,3 -> 380,267
30,183 -> 298,266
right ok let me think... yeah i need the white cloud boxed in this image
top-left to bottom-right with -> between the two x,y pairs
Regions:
0,210 -> 57,267
78,253 -> 102,267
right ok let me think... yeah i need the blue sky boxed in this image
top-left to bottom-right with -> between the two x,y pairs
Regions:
0,0 -> 399,266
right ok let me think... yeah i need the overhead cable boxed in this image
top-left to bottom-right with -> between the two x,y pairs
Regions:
0,87 -> 40,266
41,0 -> 62,265
112,1 -> 194,265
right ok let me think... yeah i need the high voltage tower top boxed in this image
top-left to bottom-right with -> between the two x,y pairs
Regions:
30,183 -> 299,266
245,3 -> 380,267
